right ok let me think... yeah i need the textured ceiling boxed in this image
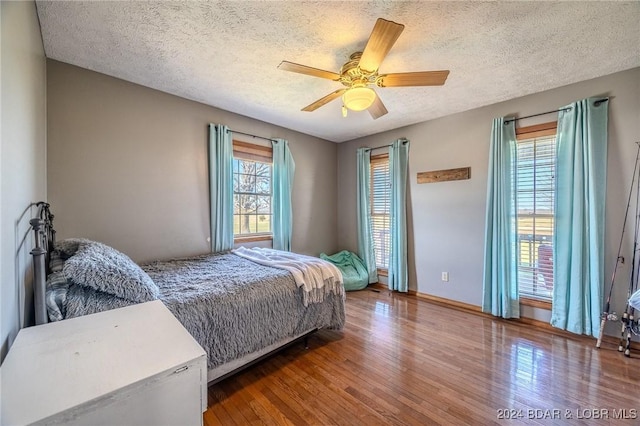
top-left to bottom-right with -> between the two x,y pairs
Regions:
36,1 -> 640,143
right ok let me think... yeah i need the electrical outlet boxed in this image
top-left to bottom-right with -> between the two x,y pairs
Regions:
441,272 -> 449,282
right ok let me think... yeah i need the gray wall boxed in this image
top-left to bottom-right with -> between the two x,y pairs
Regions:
47,60 -> 338,263
337,68 -> 640,330
1,1 -> 47,362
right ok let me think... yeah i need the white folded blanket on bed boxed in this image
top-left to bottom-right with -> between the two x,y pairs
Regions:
232,247 -> 344,306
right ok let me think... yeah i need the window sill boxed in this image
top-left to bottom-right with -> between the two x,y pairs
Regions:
234,235 -> 273,243
520,297 -> 552,310
377,268 -> 388,277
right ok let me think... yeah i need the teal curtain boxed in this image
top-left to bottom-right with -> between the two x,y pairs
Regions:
388,139 -> 410,292
272,138 -> 295,251
356,148 -> 378,283
551,98 -> 608,337
482,118 -> 519,318
208,124 -> 234,252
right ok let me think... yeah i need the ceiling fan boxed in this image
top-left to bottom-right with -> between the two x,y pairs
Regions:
278,18 -> 449,119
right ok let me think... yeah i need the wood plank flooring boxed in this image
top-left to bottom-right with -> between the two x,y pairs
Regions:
205,289 -> 640,425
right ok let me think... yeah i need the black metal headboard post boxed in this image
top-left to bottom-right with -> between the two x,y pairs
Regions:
30,202 -> 55,325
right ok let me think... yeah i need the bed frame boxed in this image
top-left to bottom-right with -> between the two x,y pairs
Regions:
30,202 -> 55,326
207,329 -> 314,384
29,202 -> 316,383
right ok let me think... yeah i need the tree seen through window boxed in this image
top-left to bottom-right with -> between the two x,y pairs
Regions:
233,158 -> 272,235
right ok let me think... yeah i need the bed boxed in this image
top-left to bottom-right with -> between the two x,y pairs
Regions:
30,203 -> 345,383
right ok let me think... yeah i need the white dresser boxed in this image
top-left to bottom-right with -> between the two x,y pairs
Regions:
1,301 -> 207,425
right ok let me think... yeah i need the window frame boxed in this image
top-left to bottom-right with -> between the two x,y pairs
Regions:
370,153 -> 391,274
232,141 -> 273,243
515,121 -> 557,310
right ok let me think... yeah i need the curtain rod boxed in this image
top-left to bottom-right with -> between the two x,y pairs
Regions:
504,98 -> 609,124
369,144 -> 392,152
214,125 -> 277,143
367,139 -> 409,152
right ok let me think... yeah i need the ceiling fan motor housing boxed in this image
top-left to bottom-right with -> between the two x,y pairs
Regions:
340,52 -> 377,88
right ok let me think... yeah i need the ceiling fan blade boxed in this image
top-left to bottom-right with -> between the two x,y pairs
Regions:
368,91 -> 388,120
278,61 -> 341,81
377,70 -> 450,87
302,89 -> 347,112
358,18 -> 405,73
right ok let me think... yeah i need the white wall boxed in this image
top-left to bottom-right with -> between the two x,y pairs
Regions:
47,60 -> 338,263
0,1 -> 47,362
337,68 -> 640,332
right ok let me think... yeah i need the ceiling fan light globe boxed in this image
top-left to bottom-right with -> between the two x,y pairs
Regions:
342,87 -> 376,111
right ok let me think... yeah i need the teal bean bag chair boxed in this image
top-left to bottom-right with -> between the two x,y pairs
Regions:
320,250 -> 369,291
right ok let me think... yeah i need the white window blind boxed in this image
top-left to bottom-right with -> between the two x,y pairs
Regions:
516,134 -> 556,301
370,155 -> 391,269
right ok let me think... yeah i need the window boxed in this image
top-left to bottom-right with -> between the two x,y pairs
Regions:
515,122 -> 557,303
232,141 -> 273,241
370,154 -> 391,270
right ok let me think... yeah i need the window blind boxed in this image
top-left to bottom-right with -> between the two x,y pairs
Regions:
516,134 -> 556,301
370,155 -> 391,269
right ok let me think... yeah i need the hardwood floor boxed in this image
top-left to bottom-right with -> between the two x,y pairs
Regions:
205,289 -> 640,425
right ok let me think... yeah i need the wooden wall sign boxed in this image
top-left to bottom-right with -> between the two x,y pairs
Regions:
417,167 -> 471,184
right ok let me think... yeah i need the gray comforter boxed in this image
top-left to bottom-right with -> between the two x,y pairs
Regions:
54,251 -> 345,369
